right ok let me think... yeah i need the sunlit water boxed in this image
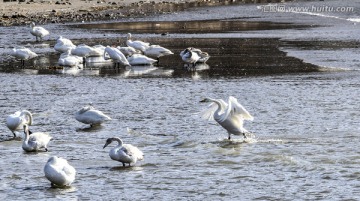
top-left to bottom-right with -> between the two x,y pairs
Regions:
1,0 -> 360,200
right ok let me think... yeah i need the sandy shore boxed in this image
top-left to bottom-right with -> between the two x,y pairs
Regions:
0,0 -> 289,26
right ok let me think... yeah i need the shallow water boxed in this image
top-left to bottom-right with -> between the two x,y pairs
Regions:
1,0 -> 360,200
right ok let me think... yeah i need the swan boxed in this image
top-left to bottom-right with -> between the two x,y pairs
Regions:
143,45 -> 173,62
127,54 -> 157,65
103,137 -> 144,167
22,124 -> 52,152
10,47 -> 38,66
104,46 -> 130,67
44,156 -> 76,187
117,46 -> 140,57
180,48 -> 200,66
30,22 -> 49,42
54,36 -> 76,53
6,110 -> 33,138
126,33 -> 150,52
75,106 -> 111,126
200,96 -> 254,140
58,49 -> 83,67
180,47 -> 210,64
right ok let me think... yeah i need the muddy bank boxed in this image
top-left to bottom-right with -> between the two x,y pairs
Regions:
0,0 -> 291,26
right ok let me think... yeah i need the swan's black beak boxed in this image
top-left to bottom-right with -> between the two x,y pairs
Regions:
103,143 -> 109,149
200,98 -> 208,103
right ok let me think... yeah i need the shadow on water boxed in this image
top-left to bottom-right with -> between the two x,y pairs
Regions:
0,17 -> 320,77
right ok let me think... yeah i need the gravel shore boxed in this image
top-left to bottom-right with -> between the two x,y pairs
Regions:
0,0 -> 289,26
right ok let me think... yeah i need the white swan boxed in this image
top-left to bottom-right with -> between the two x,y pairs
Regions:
22,124 -> 52,152
54,36 -> 76,53
143,45 -> 173,62
127,54 -> 157,65
58,49 -> 83,67
30,22 -> 49,42
190,47 -> 210,63
126,33 -> 150,52
117,46 -> 140,57
6,110 -> 33,138
103,137 -> 144,167
75,106 -> 111,126
10,47 -> 38,66
44,156 -> 76,187
104,46 -> 130,67
200,96 -> 254,140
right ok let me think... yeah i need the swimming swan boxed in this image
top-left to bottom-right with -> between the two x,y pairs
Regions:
126,33 -> 150,52
6,110 -> 33,138
200,96 -> 254,140
103,137 -> 144,167
10,47 -> 38,66
104,46 -> 130,67
30,22 -> 49,42
54,36 -> 76,53
22,124 -> 52,152
75,106 -> 111,126
143,45 -> 173,62
127,54 -> 157,65
44,156 -> 76,187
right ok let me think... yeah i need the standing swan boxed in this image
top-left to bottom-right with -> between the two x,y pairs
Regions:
103,137 -> 144,167
30,22 -> 49,42
22,125 -> 52,152
6,110 -> 33,138
10,48 -> 38,67
75,106 -> 111,126
44,156 -> 76,187
104,46 -> 130,67
200,96 -> 254,140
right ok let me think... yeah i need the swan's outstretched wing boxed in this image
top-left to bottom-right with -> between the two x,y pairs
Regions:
226,96 -> 254,121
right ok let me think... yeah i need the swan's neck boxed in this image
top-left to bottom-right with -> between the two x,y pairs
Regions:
113,138 -> 123,148
23,127 -> 30,142
21,110 -> 33,125
211,99 -> 224,116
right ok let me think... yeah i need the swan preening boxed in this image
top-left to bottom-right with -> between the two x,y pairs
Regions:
75,106 -> 111,126
126,33 -> 150,52
200,96 -> 253,140
58,49 -> 84,67
103,137 -> 144,167
10,47 -> 38,66
30,22 -> 49,42
6,110 -> 33,138
54,36 -> 76,53
104,46 -> 130,67
180,47 -> 210,66
22,124 -> 52,152
44,156 -> 76,187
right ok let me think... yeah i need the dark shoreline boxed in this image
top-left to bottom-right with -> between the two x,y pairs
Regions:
1,0 -> 293,26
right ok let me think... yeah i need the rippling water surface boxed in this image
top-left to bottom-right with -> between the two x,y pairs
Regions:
0,0 -> 360,200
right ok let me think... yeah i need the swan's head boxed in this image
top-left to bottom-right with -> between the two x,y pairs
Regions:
103,138 -> 114,149
47,156 -> 59,164
127,33 -> 132,40
30,22 -> 36,28
200,98 -> 214,103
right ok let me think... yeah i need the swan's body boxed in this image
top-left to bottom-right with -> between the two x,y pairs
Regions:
58,50 -> 83,66
127,54 -> 157,65
117,46 -> 140,57
44,156 -> 76,187
54,36 -> 76,53
103,137 -> 144,167
6,110 -> 33,138
71,44 -> 103,58
143,45 -> 173,61
10,48 -> 38,66
30,22 -> 49,42
104,46 -> 130,67
75,106 -> 111,126
200,96 -> 254,140
22,125 -> 52,152
126,33 -> 150,52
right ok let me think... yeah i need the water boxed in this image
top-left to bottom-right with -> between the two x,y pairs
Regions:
1,0 -> 360,200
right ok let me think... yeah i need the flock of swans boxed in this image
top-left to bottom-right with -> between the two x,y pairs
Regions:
9,23 -> 211,69
5,22 -> 254,188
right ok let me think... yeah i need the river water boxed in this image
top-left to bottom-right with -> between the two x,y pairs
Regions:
0,0 -> 360,200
